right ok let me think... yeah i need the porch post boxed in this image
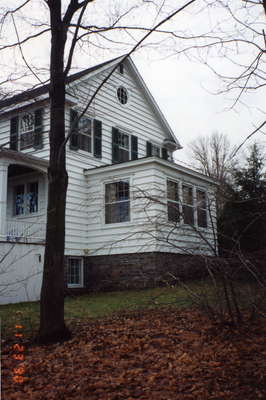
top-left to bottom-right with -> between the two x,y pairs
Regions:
0,160 -> 9,240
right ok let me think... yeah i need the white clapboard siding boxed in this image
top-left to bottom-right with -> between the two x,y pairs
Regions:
64,60 -> 179,254
0,57 -> 216,259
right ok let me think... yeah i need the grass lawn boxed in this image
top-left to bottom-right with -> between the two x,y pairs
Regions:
0,284 -> 197,341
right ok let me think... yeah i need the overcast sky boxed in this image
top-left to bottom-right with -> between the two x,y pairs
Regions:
133,53 -> 265,165
1,0 -> 265,165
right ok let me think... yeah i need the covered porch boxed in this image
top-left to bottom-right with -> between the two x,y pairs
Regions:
0,149 -> 48,243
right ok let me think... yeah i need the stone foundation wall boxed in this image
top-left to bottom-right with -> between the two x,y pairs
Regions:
64,250 -> 266,295
82,252 -> 208,292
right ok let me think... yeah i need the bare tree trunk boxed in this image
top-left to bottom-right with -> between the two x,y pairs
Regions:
37,2 -> 70,344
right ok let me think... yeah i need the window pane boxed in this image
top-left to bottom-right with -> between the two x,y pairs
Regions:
168,201 -> 180,222
106,181 -> 129,203
120,149 -> 129,162
167,180 -> 178,201
197,190 -> 206,208
79,134 -> 91,152
27,182 -> 38,213
20,112 -> 34,133
105,202 -> 130,223
20,131 -> 34,149
183,205 -> 194,225
198,208 -> 207,228
120,133 -> 129,149
117,181 -> 129,201
79,117 -> 91,134
68,258 -> 81,285
117,131 -> 129,162
183,186 -> 193,205
105,183 -> 117,203
78,117 -> 92,152
151,144 -> 160,157
15,185 -> 25,216
197,190 -> 207,227
118,201 -> 130,222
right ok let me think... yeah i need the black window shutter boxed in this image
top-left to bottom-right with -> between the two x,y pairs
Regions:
112,127 -> 120,163
162,147 -> 168,160
34,108 -> 44,149
146,141 -> 152,157
10,116 -> 19,151
131,135 -> 138,160
69,109 -> 79,150
93,119 -> 102,159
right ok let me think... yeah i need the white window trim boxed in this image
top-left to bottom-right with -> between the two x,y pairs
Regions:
18,111 -> 35,151
67,257 -> 84,288
116,86 -> 130,106
13,179 -> 39,218
166,178 -> 181,224
102,176 -> 132,227
74,114 -> 94,155
151,143 -> 161,157
114,126 -> 133,162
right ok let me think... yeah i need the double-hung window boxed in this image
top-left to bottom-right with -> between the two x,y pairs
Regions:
69,109 -> 102,158
67,257 -> 83,287
78,116 -> 92,152
19,112 -> 35,149
10,109 -> 43,151
105,180 -> 130,224
117,131 -> 130,162
167,180 -> 180,222
112,128 -> 138,163
196,190 -> 207,228
14,182 -> 38,216
146,141 -> 169,160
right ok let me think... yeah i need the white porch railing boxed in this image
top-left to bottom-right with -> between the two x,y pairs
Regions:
6,219 -> 46,242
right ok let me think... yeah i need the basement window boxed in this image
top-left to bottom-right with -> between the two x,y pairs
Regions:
67,257 -> 84,287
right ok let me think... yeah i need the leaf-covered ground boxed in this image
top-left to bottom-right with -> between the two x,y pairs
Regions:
2,308 -> 266,400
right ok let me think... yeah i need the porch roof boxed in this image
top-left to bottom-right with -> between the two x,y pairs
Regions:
0,149 -> 49,170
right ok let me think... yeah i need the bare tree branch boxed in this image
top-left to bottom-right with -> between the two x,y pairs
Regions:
232,120 -> 266,156
11,14 -> 45,85
60,0 -> 196,156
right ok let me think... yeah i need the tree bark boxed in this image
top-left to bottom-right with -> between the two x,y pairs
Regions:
37,1 -> 71,344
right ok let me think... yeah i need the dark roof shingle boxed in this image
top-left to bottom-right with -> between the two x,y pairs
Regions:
0,56 -> 122,109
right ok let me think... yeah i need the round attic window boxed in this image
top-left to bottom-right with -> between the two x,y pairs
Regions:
117,86 -> 128,105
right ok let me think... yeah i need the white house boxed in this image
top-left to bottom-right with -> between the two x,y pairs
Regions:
0,56 -> 217,304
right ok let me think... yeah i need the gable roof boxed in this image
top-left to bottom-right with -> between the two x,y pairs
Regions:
0,55 -> 181,149
0,56 -> 122,110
